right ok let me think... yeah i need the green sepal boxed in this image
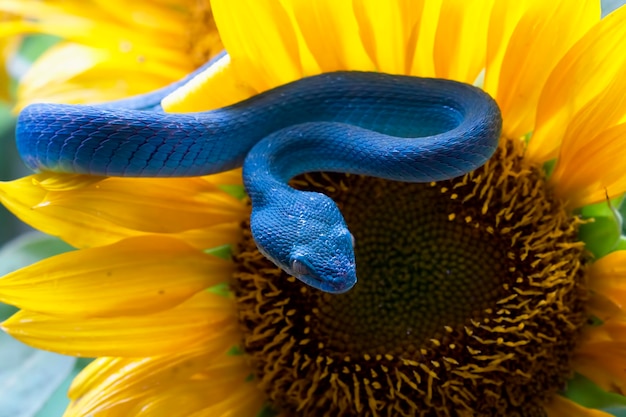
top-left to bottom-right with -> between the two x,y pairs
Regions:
579,197 -> 624,258
218,184 -> 247,200
565,373 -> 626,409
204,244 -> 232,260
256,404 -> 278,417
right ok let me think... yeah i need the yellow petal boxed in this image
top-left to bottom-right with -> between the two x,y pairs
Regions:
587,293 -> 624,323
211,0 -> 302,91
16,42 -> 187,110
0,173 -> 247,249
527,5 -> 626,163
575,320 -> 626,394
1,291 -> 238,357
0,33 -> 19,102
0,0 -> 189,61
544,395 -> 614,417
575,341 -> 626,395
181,385 -> 265,417
432,0 -> 494,84
166,0 -> 329,113
406,0 -> 442,78
0,235 -> 233,317
290,0 -> 372,73
0,0 -> 207,111
352,0 -> 419,74
550,122 -> 626,207
164,0 -> 451,112
162,54 -> 256,112
1,0 -> 224,109
68,347 -> 235,400
587,250 -> 626,312
87,0 -> 192,34
0,22 -> 177,69
39,176 -> 245,233
18,43 -> 108,99
484,1 -> 599,138
65,347 -> 263,417
163,0 -> 375,113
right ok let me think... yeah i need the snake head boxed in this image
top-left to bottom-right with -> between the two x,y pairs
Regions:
249,190 -> 357,294
288,225 -> 357,294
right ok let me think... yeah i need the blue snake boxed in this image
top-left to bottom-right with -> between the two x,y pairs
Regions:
15,54 -> 502,294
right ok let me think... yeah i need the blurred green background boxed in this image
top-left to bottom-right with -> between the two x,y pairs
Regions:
0,33 -> 60,245
0,103 -> 30,243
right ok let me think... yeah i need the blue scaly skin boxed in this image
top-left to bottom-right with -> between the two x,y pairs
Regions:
15,55 -> 502,294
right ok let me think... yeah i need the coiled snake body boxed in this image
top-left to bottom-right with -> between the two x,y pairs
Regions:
16,55 -> 502,293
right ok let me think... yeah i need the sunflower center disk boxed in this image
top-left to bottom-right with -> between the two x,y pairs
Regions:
233,137 -> 590,417
314,176 -> 507,356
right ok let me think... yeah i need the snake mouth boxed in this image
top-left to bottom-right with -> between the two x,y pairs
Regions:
310,274 -> 355,294
328,280 -> 356,294
327,269 -> 357,294
290,256 -> 356,294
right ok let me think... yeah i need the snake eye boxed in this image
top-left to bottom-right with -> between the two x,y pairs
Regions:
291,257 -> 313,278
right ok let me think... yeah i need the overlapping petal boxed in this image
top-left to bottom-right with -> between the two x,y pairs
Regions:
292,0 -> 372,73
550,87 -> 626,207
527,5 -> 626,163
0,0 -> 222,107
1,290 -> 238,357
575,319 -> 626,394
211,0 -> 302,92
164,0 -> 498,112
484,1 -> 599,139
14,42 -> 186,110
169,0 -> 433,114
351,0 -> 418,75
588,251 -> 626,312
0,0 -> 191,60
64,347 -> 264,417
161,54 -> 256,112
431,0 -> 494,83
0,172 -> 247,249
0,29 -> 18,102
0,235 -> 233,317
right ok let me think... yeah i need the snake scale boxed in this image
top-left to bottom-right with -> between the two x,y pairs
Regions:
15,53 -> 502,293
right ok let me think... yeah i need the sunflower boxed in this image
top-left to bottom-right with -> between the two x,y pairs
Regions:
2,0 -> 626,416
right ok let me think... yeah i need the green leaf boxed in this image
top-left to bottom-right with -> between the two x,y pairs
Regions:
206,282 -> 232,298
615,236 -> 626,251
218,184 -> 247,200
0,332 -> 76,417
579,198 -> 624,258
565,373 -> 626,409
203,244 -> 232,260
0,232 -> 74,276
582,195 -> 625,218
